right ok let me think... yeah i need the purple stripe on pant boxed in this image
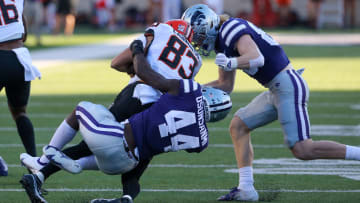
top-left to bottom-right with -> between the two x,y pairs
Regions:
76,105 -> 124,138
287,70 -> 303,141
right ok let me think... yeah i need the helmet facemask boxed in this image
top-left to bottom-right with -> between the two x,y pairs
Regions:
182,4 -> 220,56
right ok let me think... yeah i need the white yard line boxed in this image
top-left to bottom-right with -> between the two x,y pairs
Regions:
351,104 -> 360,110
232,102 -> 360,109
31,34 -> 140,69
0,143 -> 284,148
1,101 -> 357,108
1,113 -> 359,119
0,124 -> 359,136
1,188 -> 360,193
271,33 -> 360,46
9,158 -> 360,181
28,33 -> 360,69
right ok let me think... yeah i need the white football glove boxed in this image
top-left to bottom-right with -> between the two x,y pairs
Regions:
215,53 -> 238,71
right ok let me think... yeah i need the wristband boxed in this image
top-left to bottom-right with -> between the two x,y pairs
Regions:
229,57 -> 238,69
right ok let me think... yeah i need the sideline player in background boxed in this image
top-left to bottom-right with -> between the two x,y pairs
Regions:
20,39 -> 217,203
20,19 -> 203,201
0,0 -> 41,176
182,4 -> 360,201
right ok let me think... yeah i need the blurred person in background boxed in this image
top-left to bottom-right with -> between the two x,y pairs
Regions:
251,0 -> 277,27
24,0 -> 44,46
307,0 -> 323,28
202,0 -> 223,15
94,0 -> 116,31
276,0 -> 292,27
42,0 -> 57,33
54,0 -> 76,35
147,0 -> 181,23
146,0 -> 162,25
0,0 -> 41,175
161,0 -> 181,22
344,0 -> 356,28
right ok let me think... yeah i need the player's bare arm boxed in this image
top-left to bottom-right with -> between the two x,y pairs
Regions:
130,40 -> 179,95
110,47 -> 133,74
206,35 -> 264,93
204,69 -> 236,94
234,34 -> 264,69
215,34 -> 264,71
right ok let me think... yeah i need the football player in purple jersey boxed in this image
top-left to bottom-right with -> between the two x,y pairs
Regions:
182,4 -> 360,201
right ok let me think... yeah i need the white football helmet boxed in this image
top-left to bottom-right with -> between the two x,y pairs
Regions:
181,4 -> 220,56
202,86 -> 232,122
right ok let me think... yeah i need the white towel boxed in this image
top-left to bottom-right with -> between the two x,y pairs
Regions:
12,47 -> 41,81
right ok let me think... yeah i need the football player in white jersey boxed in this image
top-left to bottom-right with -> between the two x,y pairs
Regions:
20,20 -> 203,202
182,4 -> 360,202
0,0 -> 41,176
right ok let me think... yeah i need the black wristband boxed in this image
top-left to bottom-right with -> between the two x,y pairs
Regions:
130,40 -> 144,58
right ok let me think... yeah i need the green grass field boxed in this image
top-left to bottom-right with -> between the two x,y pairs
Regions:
0,34 -> 360,202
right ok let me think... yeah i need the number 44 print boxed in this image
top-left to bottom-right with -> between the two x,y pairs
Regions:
158,110 -> 200,152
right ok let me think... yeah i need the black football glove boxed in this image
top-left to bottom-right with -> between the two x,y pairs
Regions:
130,40 -> 144,58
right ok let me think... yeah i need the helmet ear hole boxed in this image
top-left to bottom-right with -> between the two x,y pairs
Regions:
201,86 -> 232,122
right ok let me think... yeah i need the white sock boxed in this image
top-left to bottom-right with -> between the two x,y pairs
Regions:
35,171 -> 44,183
49,120 -> 77,149
238,166 -> 255,191
77,155 -> 99,170
345,145 -> 360,160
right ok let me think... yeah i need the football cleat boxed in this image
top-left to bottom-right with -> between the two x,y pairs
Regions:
217,187 -> 259,201
43,145 -> 82,174
0,156 -> 8,176
90,195 -> 133,203
120,195 -> 133,203
89,198 -> 121,203
20,174 -> 47,203
20,153 -> 47,174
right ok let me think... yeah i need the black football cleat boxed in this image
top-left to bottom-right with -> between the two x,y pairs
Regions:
90,195 -> 133,203
89,198 -> 121,203
20,174 -> 47,203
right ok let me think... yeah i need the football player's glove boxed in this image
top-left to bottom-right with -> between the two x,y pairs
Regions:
129,40 -> 144,57
215,53 -> 238,71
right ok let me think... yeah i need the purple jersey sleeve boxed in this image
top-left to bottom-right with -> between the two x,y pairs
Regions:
216,18 -> 290,85
219,18 -> 251,51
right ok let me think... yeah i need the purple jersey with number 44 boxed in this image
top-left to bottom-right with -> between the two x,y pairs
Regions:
129,79 -> 208,160
216,18 -> 290,85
